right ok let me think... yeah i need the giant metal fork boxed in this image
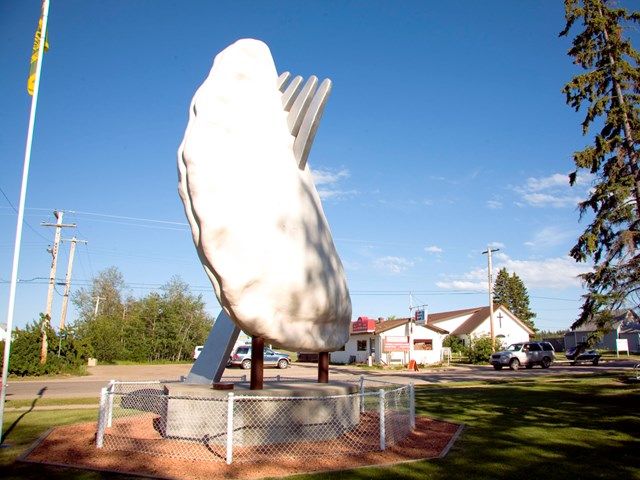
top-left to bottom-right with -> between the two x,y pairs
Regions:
277,71 -> 332,170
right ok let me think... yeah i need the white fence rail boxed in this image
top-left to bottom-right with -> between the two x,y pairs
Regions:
96,376 -> 414,464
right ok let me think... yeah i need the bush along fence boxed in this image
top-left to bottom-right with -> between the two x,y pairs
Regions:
96,376 -> 415,464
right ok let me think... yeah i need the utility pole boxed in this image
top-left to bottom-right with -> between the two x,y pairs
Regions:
94,295 -> 104,317
40,210 -> 75,363
59,237 -> 87,330
482,246 -> 500,351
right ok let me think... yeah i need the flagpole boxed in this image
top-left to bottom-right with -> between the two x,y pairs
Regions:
0,0 -> 51,444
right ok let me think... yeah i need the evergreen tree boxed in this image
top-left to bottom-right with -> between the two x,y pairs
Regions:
508,273 -> 537,331
492,268 -> 511,307
560,0 -> 640,329
492,268 -> 537,331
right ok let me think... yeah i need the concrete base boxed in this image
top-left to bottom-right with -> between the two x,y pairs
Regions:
163,382 -> 360,445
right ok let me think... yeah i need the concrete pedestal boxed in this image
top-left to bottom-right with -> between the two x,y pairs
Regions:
163,382 -> 359,445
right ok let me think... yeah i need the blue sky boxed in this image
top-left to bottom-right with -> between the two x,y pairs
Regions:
2,0 -> 626,333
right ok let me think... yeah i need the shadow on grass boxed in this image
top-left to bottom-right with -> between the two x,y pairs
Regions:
283,375 -> 640,480
1,387 -> 47,445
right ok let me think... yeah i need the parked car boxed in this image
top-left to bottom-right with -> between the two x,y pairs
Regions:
566,342 -> 601,365
490,341 -> 556,371
228,345 -> 290,370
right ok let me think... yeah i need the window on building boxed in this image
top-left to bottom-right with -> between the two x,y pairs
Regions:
414,339 -> 433,350
357,340 -> 367,351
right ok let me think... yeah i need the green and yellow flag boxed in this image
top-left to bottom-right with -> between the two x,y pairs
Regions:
27,17 -> 49,95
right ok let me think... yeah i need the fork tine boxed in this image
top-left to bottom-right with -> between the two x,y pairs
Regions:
294,78 -> 332,169
277,72 -> 291,91
288,76 -> 318,137
281,76 -> 303,112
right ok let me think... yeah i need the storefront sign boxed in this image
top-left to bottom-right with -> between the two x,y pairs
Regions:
352,316 -> 376,333
383,335 -> 410,352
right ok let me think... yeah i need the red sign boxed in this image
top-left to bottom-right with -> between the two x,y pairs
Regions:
352,316 -> 376,333
383,336 -> 410,352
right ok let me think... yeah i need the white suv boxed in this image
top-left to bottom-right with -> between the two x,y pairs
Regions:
490,342 -> 555,371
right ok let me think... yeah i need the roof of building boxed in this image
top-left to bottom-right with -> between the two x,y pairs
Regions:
429,305 -> 535,335
569,309 -> 640,333
373,317 -> 449,335
428,307 -> 483,323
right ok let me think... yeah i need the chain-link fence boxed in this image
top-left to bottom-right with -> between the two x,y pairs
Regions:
96,377 -> 415,464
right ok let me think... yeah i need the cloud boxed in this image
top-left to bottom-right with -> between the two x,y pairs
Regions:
521,192 -> 583,208
373,256 -> 414,274
436,267 -> 487,291
497,255 -> 589,289
488,242 -> 505,249
436,254 -> 590,291
425,245 -> 443,254
524,173 -> 570,191
318,189 -> 358,200
311,167 -> 357,200
525,226 -> 576,248
312,168 -> 349,185
514,172 -> 593,208
486,199 -> 503,209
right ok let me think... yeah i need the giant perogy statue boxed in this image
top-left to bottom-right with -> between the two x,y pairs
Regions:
177,39 -> 351,380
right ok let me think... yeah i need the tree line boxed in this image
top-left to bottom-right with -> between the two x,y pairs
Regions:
1,267 -> 213,375
71,267 -> 213,363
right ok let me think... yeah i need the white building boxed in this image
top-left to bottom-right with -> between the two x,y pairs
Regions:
330,316 -> 448,366
330,305 -> 533,366
428,305 -> 534,348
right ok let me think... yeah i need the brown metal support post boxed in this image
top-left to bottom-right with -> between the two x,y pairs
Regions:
250,336 -> 264,390
318,351 -> 329,383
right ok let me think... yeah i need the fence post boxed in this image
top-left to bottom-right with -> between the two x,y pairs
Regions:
409,382 -> 415,429
276,374 -> 281,382
359,375 -> 365,413
226,392 -> 235,465
378,388 -> 386,451
107,379 -> 115,428
96,387 -> 108,448
241,374 -> 246,382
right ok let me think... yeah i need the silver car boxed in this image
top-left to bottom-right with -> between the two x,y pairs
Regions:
491,342 -> 555,371
228,345 -> 290,370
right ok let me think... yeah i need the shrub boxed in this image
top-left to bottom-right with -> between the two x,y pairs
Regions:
0,314 -> 91,376
442,335 -> 466,353
467,335 -> 501,364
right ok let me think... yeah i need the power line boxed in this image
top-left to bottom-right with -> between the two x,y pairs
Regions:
66,211 -> 94,278
0,187 -> 51,243
66,210 -> 189,226
0,279 -> 584,303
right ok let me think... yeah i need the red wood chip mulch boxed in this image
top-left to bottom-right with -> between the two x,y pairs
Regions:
22,416 -> 462,479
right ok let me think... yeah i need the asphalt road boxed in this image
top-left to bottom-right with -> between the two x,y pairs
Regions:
3,359 -> 638,400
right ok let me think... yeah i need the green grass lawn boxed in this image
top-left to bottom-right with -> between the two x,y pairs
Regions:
1,373 -> 639,479
285,373 -> 640,480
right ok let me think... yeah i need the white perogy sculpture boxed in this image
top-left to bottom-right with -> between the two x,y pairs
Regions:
178,39 -> 351,352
